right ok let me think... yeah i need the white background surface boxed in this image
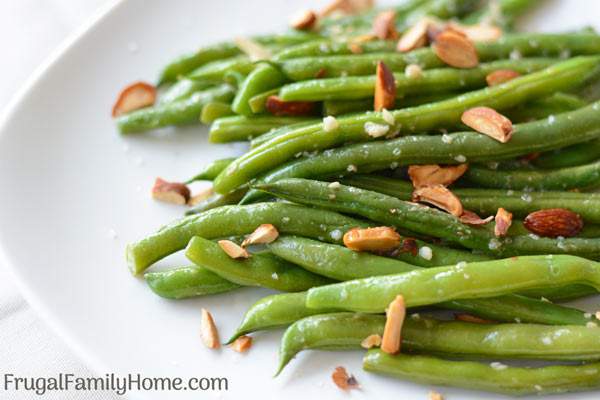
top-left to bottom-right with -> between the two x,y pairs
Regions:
1,1 -> 600,400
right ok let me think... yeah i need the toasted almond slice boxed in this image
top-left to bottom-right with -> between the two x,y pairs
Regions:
408,164 -> 468,188
374,61 -> 396,111
455,313 -> 494,324
381,295 -> 406,354
429,390 -> 444,400
412,185 -> 463,216
241,224 -> 279,247
459,210 -> 494,225
152,178 -> 191,205
486,69 -> 521,86
231,335 -> 252,353
331,366 -> 360,390
200,308 -> 220,349
396,18 -> 430,52
361,334 -> 382,349
265,96 -> 316,116
494,207 -> 513,237
343,227 -> 402,252
290,10 -> 318,30
218,240 -> 250,259
373,10 -> 398,40
433,30 -> 479,68
188,186 -> 214,206
234,37 -> 271,61
112,81 -> 156,117
448,22 -> 502,42
461,107 -> 514,143
320,0 -> 373,17
596,311 -> 600,320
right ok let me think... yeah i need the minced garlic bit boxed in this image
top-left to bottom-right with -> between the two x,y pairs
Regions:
323,115 -> 339,132
364,121 -> 390,137
454,154 -> 467,162
490,362 -> 508,370
328,181 -> 341,189
382,108 -> 395,125
418,246 -> 433,260
405,63 -> 423,78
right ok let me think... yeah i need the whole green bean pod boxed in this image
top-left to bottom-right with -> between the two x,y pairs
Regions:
466,160 -> 600,190
215,57 -> 600,194
159,79 -> 214,104
305,255 -> 600,313
144,265 -> 240,299
117,84 -> 235,134
187,56 -> 254,83
200,102 -> 233,124
185,187 -> 248,216
249,120 -> 321,149
273,39 -> 397,61
185,237 -> 332,291
126,202 -> 370,275
185,157 -> 236,183
463,0 -> 536,27
363,350 -> 600,395
209,115 -> 314,143
277,313 -> 600,374
232,62 -> 287,116
279,58 -> 555,102
505,92 -> 588,123
533,139 -> 600,169
256,179 -> 600,258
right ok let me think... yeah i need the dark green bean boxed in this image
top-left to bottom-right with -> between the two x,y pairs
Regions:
232,63 -> 287,116
534,139 -> 600,169
185,157 -> 236,183
144,265 -> 240,299
187,56 -> 254,82
209,115 -> 313,143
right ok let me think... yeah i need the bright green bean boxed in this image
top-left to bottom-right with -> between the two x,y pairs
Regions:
249,88 -> 280,114
159,79 -> 214,104
232,62 -> 287,116
209,115 -> 313,143
200,102 -> 233,124
187,56 -> 254,82
144,265 -> 240,299
534,139 -> 600,169
185,187 -> 247,216
185,157 -> 236,183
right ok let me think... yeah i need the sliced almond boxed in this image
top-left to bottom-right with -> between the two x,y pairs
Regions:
374,61 -> 396,111
241,224 -> 279,247
231,335 -> 252,353
412,185 -> 463,216
361,334 -> 382,349
433,30 -> 479,68
320,0 -> 373,17
373,10 -> 398,40
152,178 -> 191,205
381,294 -> 406,354
486,69 -> 521,86
448,22 -> 502,42
218,240 -> 250,259
455,313 -> 494,324
396,18 -> 430,52
494,207 -> 513,237
290,10 -> 318,30
429,390 -> 444,400
459,210 -> 493,226
408,164 -> 468,188
343,226 -> 402,252
331,366 -> 360,390
265,96 -> 316,116
461,107 -> 513,143
112,82 -> 156,117
234,37 -> 271,61
200,308 -> 220,349
188,186 -> 214,206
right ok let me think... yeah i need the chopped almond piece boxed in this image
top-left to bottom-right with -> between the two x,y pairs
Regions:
331,366 -> 359,390
461,107 -> 514,143
429,391 -> 444,400
349,43 -> 363,54
218,240 -> 250,259
374,61 -> 396,111
343,227 -> 402,252
397,18 -> 430,52
152,178 -> 191,205
596,311 -> 600,320
381,295 -> 406,354
265,96 -> 315,116
231,335 -> 252,353
459,210 -> 493,225
320,0 -> 373,17
449,22 -> 502,42
361,334 -> 382,349
373,10 -> 398,40
455,313 -> 494,324
234,37 -> 271,61
200,308 -> 220,349
494,207 -> 513,237
315,67 -> 328,79
241,224 -> 279,247
433,30 -> 479,68
188,187 -> 214,206
486,69 -> 521,86
290,10 -> 317,30
112,81 -> 156,117
412,185 -> 463,216
408,164 -> 468,188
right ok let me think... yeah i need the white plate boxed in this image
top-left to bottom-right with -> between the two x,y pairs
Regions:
1,1 -> 600,399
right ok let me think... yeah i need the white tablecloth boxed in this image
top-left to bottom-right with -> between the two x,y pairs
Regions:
0,1 -> 118,398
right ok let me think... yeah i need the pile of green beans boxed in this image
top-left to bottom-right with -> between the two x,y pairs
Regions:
119,1 -> 600,395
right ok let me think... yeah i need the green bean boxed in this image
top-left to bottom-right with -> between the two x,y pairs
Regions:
185,237 -> 332,291
159,79 -> 214,104
506,92 -> 588,123
185,187 -> 247,215
126,202 -> 369,275
250,98 -> 600,199
466,160 -> 600,190
305,255 -> 600,312
463,0 -> 536,27
363,350 -> 600,395
249,88 -> 280,114
185,157 -> 236,183
117,84 -> 235,134
144,265 -> 240,299
277,313 -> 600,374
280,58 -> 555,102
200,101 -> 233,124
249,120 -> 320,149
215,57 -> 600,194
232,62 -> 287,116
322,98 -> 375,116
187,56 -> 254,83
273,40 -> 398,61
222,69 -> 248,87
340,175 -> 600,223
256,179 -> 600,258
209,115 -> 313,143
534,139 -> 600,169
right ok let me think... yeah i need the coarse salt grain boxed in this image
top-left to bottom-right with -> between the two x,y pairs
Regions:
271,272 -> 279,280
454,155 -> 467,163
328,181 -> 341,189
441,134 -> 453,144
323,116 -> 339,132
419,246 -> 433,260
490,362 -> 507,370
364,122 -> 390,138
